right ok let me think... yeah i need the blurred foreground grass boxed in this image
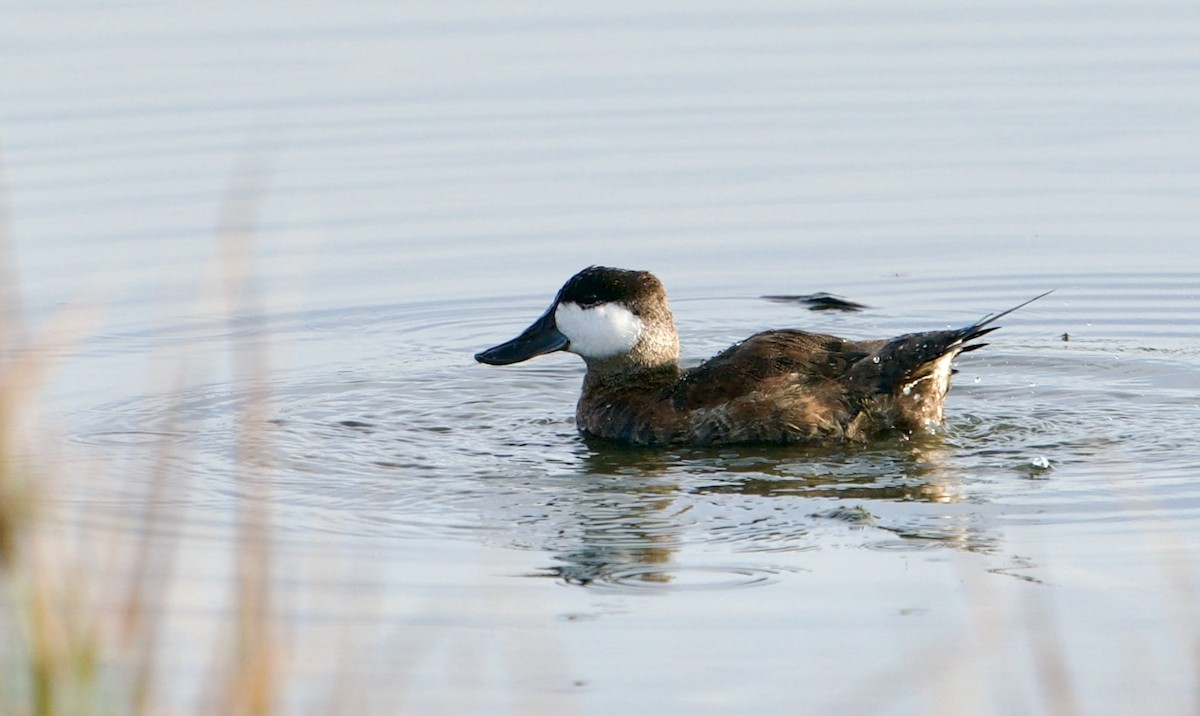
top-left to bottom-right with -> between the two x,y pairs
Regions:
0,151 -> 283,716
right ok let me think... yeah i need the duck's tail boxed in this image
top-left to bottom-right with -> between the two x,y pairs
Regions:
952,289 -> 1055,356
854,289 -> 1054,393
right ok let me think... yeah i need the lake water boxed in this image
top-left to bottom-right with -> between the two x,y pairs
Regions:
3,1 -> 1199,713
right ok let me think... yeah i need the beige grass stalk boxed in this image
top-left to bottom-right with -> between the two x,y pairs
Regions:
211,143 -> 280,716
0,139 -> 111,716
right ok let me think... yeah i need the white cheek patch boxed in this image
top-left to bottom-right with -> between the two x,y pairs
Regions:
554,302 -> 643,359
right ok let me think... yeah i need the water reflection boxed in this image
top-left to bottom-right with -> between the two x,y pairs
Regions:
539,488 -> 676,587
535,433 -> 999,591
73,364 -> 1012,593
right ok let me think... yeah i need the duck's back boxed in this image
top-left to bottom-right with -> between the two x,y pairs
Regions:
671,330 -> 876,407
665,324 -> 988,445
662,330 -> 874,444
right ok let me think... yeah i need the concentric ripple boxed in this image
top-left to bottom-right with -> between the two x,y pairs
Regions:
561,564 -> 784,593
63,272 -> 1200,587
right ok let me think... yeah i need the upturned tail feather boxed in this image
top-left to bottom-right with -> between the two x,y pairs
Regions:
857,289 -> 1053,392
958,289 -> 1055,347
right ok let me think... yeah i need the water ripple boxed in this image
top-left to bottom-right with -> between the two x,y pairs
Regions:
562,564 -> 784,593
62,272 -> 1200,582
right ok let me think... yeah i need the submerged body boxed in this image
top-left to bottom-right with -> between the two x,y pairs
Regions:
475,267 -> 1047,446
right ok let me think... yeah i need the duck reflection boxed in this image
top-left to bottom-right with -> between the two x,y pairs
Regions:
533,432 -> 1003,588
534,464 -> 678,587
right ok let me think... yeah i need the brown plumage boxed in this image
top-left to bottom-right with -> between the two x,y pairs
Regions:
476,266 -> 1049,446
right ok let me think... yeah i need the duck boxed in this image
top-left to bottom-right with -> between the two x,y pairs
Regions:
475,266 -> 1049,446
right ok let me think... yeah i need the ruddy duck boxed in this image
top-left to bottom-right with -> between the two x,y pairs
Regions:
476,266 -> 1049,446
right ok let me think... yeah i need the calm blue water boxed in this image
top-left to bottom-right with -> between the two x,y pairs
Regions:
3,2 -> 1199,714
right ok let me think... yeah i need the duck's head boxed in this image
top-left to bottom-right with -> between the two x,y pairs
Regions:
475,266 -> 680,369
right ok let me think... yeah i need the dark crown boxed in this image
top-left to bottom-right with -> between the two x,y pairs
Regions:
557,266 -> 659,309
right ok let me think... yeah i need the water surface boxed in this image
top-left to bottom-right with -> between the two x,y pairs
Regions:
3,2 -> 1198,714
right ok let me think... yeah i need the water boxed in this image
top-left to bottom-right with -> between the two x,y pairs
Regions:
3,2 -> 1199,714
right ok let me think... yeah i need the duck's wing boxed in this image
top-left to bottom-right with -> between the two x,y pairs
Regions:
671,329 -> 879,410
